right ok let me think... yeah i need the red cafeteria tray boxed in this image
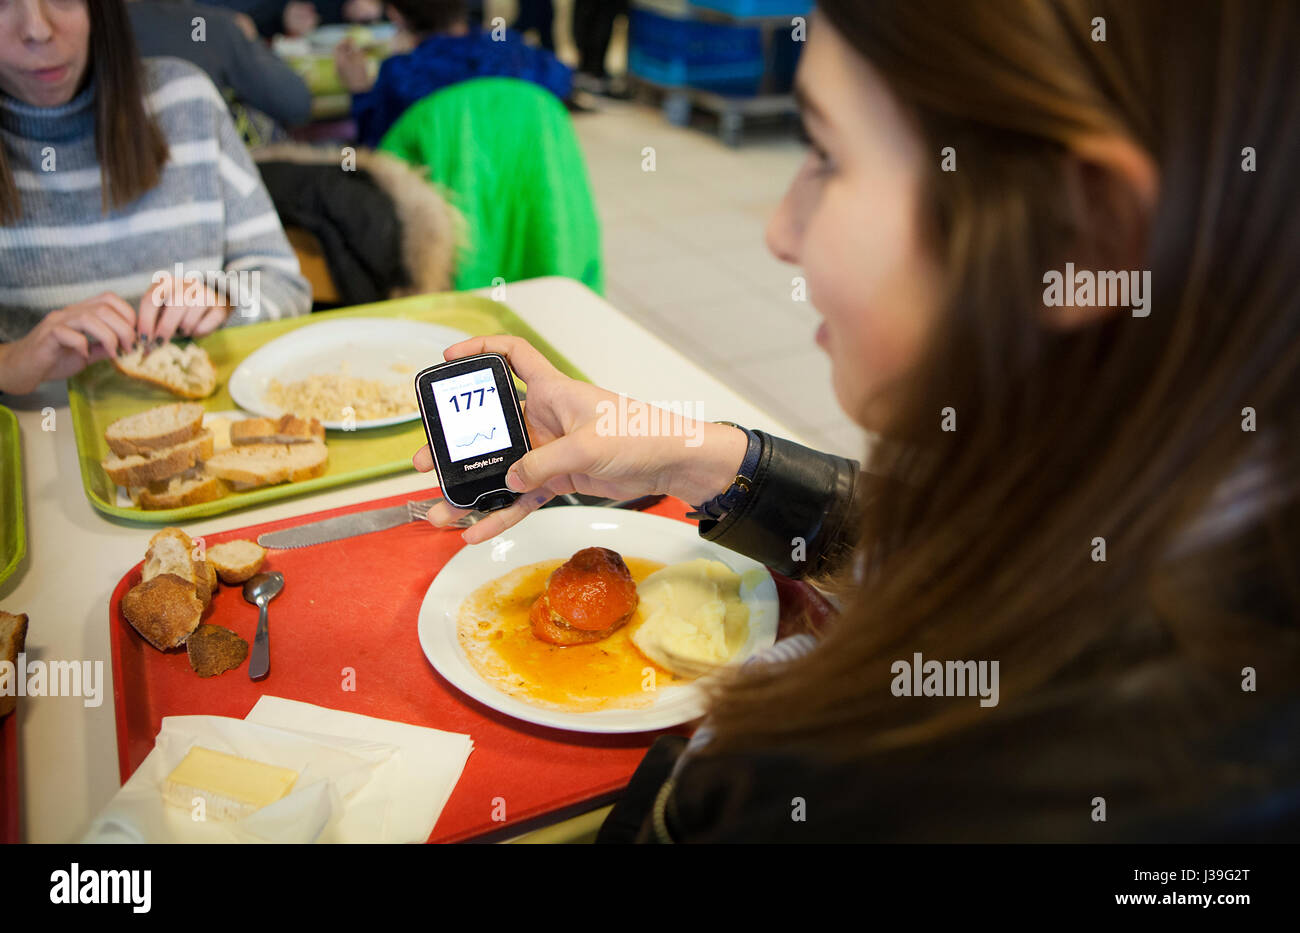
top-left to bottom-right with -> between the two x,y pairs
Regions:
108,489 -> 832,842
1,711 -> 16,843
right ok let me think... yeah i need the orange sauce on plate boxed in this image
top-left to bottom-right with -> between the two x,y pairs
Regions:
457,557 -> 685,712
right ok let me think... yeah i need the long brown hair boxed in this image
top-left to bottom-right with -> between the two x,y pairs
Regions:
702,0 -> 1300,760
0,0 -> 168,222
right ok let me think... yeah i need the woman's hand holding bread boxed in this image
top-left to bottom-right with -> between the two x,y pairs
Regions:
0,292 -> 138,394
136,271 -> 231,343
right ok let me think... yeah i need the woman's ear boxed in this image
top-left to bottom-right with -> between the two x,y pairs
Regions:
1042,133 -> 1159,330
1072,133 -> 1159,211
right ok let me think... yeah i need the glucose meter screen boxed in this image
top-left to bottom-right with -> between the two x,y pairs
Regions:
433,368 -> 513,463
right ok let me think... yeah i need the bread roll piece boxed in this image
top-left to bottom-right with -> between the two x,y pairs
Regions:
121,574 -> 203,650
113,341 -> 217,399
231,414 -> 325,446
0,611 -> 29,718
102,430 -> 214,487
206,540 -> 266,584
105,403 -> 205,457
205,440 -> 328,488
129,467 -> 228,510
201,560 -> 218,601
187,624 -> 249,677
143,527 -> 215,607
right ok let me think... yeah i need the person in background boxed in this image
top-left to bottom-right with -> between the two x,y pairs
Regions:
0,0 -> 311,396
336,0 -> 572,148
128,0 -> 313,129
209,0 -> 382,38
512,0 -> 554,52
571,0 -> 626,96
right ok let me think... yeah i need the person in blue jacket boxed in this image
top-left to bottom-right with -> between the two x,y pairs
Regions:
335,0 -> 572,148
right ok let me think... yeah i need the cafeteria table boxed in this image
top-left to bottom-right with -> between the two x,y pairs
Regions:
0,277 -> 813,843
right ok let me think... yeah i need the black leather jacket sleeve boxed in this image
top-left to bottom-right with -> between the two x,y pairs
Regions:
596,682 -> 1300,843
695,430 -> 863,580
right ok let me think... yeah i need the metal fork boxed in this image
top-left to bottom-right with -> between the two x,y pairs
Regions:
406,497 -> 482,529
407,492 -> 654,530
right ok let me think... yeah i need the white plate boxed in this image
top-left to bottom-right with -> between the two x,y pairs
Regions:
417,507 -> 779,734
228,318 -> 471,430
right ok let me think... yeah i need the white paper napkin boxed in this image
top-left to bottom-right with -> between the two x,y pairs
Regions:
81,715 -> 400,843
245,696 -> 474,843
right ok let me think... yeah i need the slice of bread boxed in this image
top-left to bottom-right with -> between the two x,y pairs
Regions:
130,467 -> 228,510
113,341 -> 217,399
231,414 -> 325,446
121,574 -> 203,650
205,440 -> 329,488
143,527 -> 216,607
206,540 -> 266,584
1,611 -> 29,717
105,403 -> 205,457
102,430 -> 214,487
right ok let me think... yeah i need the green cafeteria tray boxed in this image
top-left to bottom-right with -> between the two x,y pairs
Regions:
0,405 -> 24,585
67,293 -> 588,524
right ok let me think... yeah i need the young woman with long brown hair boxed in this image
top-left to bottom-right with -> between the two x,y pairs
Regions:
415,0 -> 1300,842
0,0 -> 310,396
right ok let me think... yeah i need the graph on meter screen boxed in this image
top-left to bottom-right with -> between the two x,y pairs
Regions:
434,368 -> 513,462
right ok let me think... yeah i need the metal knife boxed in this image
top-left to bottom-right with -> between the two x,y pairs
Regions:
256,493 -> 665,549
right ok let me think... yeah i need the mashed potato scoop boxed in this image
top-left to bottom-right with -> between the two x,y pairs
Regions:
632,558 -> 750,678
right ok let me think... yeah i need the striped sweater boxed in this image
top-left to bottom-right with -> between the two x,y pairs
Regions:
0,57 -> 310,343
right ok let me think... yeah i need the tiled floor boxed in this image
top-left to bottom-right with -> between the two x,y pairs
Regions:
570,96 -> 868,461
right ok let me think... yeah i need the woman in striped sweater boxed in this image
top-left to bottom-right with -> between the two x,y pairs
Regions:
0,0 -> 310,396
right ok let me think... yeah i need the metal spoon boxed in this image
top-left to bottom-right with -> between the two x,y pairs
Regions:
243,571 -> 284,680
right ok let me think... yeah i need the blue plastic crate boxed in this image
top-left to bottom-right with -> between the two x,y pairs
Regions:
629,8 -> 763,67
689,0 -> 812,16
629,48 -> 766,95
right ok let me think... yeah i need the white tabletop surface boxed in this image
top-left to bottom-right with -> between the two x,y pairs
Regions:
0,276 -> 811,843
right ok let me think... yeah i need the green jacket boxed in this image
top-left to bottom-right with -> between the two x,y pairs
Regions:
379,77 -> 603,294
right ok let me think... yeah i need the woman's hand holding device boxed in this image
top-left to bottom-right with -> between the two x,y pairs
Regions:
412,336 -> 748,545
